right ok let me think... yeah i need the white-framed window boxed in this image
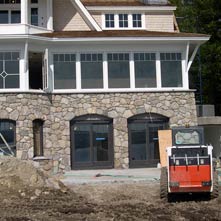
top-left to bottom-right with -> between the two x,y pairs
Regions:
132,14 -> 142,28
134,53 -> 156,88
119,14 -> 128,28
0,52 -> 20,89
0,10 -> 20,24
81,53 -> 103,89
103,13 -> 144,29
160,53 -> 183,87
52,51 -> 185,91
107,53 -> 130,88
53,53 -> 76,89
31,8 -> 38,26
105,14 -> 114,28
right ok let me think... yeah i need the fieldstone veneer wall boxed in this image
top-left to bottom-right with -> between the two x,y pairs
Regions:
0,92 -> 197,172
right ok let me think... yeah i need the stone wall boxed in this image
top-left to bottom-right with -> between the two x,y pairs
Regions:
0,92 -> 197,172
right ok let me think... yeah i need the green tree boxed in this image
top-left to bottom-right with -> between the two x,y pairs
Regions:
170,0 -> 221,113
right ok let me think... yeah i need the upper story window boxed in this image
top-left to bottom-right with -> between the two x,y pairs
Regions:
0,52 -> 19,89
31,8 -> 38,26
0,10 -> 20,24
105,14 -> 114,28
0,0 -> 20,3
31,0 -> 38,3
160,53 -> 182,87
54,53 -> 76,90
132,14 -> 142,28
119,14 -> 128,28
104,13 -> 144,29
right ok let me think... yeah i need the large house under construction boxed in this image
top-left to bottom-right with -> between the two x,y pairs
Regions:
0,0 -> 210,172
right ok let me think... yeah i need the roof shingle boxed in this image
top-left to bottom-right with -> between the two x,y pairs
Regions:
36,30 -> 210,38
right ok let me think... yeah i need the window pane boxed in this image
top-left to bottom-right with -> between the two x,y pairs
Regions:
0,61 -> 3,73
161,61 -> 182,87
5,75 -> 19,88
0,77 -> 3,88
54,62 -> 76,89
0,11 -> 8,24
0,120 -> 16,156
11,10 -> 21,23
131,123 -> 147,161
93,124 -> 109,162
108,53 -> 130,88
81,61 -> 103,89
31,8 -> 38,26
5,61 -> 19,74
74,124 -> 90,162
119,14 -> 128,28
105,14 -> 114,28
135,61 -> 156,88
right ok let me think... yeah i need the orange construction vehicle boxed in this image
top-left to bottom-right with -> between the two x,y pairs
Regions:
160,127 -> 219,200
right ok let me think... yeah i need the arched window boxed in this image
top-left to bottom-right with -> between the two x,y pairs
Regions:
70,114 -> 113,169
33,119 -> 44,157
0,119 -> 16,156
128,113 -> 169,168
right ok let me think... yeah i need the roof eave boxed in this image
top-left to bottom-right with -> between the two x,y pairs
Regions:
86,6 -> 177,11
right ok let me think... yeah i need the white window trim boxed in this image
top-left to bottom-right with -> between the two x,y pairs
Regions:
102,13 -> 145,30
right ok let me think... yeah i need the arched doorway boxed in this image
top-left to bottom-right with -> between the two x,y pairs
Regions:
128,113 -> 169,168
70,114 -> 113,169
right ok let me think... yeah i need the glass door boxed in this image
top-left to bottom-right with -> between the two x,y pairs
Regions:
71,115 -> 113,169
128,113 -> 168,168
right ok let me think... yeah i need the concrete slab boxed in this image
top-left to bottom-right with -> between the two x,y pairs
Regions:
61,168 -> 161,185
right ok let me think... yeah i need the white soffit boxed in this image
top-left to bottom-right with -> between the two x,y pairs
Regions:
70,0 -> 102,31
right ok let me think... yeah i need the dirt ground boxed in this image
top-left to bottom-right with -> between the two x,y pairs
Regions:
0,158 -> 221,221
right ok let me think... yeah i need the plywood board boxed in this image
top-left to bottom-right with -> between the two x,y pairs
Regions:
158,130 -> 172,167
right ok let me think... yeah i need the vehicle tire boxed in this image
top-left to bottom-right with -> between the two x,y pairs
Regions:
210,170 -> 219,199
160,167 -> 168,200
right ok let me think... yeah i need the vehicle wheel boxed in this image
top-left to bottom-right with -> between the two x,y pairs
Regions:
210,170 -> 219,199
160,167 -> 168,200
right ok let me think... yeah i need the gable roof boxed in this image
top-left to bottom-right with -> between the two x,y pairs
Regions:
82,0 -> 146,6
36,30 -> 209,39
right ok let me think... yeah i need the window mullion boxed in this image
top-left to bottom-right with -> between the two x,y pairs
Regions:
130,53 -> 135,89
103,53 -> 108,89
156,52 -> 162,88
76,53 -> 81,90
128,14 -> 132,28
115,14 -> 119,28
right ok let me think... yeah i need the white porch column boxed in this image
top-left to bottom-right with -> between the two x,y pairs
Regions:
21,0 -> 28,25
47,0 -> 53,30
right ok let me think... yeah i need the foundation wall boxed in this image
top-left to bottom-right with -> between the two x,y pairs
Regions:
0,92 -> 197,172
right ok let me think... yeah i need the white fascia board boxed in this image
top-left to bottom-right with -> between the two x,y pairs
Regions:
70,0 -> 102,31
0,35 -> 210,44
86,6 -> 176,12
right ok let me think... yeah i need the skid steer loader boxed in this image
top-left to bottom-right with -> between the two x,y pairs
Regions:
160,127 -> 219,200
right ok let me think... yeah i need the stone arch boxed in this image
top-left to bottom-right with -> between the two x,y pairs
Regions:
128,112 -> 169,123
71,114 -> 112,123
